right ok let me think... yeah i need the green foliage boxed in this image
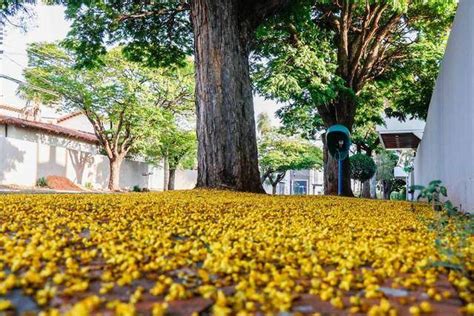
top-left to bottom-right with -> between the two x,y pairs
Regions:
57,1 -> 193,68
0,0 -> 36,29
259,133 -> 322,175
411,180 -> 447,202
350,153 -> 376,182
427,208 -> 473,275
132,185 -> 142,192
36,177 -> 47,187
84,182 -> 93,190
375,150 -> 398,182
390,187 -> 406,201
252,2 -> 342,139
256,113 -> 273,135
143,126 -> 197,171
259,131 -> 322,188
410,180 -> 448,211
20,42 -> 194,160
252,0 -> 455,145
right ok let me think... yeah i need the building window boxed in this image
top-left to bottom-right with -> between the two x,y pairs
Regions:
278,182 -> 286,195
293,180 -> 308,195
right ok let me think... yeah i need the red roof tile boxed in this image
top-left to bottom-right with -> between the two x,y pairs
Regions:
0,114 -> 99,144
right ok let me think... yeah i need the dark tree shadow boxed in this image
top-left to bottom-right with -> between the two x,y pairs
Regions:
92,157 -> 110,189
68,149 -> 94,184
0,138 -> 26,182
37,146 -> 67,179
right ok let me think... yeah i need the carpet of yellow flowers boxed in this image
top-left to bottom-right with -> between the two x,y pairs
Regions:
0,190 -> 472,315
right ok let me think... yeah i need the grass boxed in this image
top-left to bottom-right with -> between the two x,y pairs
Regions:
0,190 -> 472,315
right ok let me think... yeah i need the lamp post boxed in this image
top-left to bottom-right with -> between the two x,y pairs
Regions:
326,125 -> 351,196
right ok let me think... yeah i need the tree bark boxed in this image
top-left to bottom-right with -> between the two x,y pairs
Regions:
163,156 -> 169,191
272,183 -> 277,195
191,0 -> 264,193
362,179 -> 371,198
382,180 -> 392,200
168,168 -> 176,191
108,157 -> 123,191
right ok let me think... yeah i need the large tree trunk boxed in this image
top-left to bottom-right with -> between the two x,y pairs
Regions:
108,157 -> 122,191
168,168 -> 176,191
191,0 -> 264,193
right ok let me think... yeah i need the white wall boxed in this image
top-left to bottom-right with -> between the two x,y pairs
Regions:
57,114 -> 95,134
0,107 -> 22,118
0,133 -> 37,186
414,0 -> 474,212
174,170 -> 198,190
0,125 -> 197,190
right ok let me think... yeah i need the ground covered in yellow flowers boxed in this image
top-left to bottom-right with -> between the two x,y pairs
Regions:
0,190 -> 472,315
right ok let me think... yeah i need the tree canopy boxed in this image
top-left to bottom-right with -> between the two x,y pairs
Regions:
20,42 -> 194,190
350,153 -> 376,183
252,0 -> 455,195
143,124 -> 197,190
259,131 -> 322,194
49,0 -> 295,193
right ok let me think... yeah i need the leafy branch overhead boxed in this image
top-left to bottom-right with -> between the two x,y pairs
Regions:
19,42 -> 194,190
253,0 -> 455,133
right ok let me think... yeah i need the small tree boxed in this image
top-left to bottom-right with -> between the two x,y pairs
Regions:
20,43 -> 194,190
259,133 -> 322,195
350,153 -> 376,197
143,127 -> 197,191
376,150 -> 399,199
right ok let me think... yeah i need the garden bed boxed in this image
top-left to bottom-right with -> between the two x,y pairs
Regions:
0,191 -> 472,315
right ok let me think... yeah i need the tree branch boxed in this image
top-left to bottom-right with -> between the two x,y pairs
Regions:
116,3 -> 190,22
243,0 -> 293,32
355,12 -> 402,90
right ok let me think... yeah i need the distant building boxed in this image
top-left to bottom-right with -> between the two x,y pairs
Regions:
0,104 -> 196,190
262,169 -> 324,195
377,117 -> 425,197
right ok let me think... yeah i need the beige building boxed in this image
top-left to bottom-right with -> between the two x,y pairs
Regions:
0,104 -> 197,190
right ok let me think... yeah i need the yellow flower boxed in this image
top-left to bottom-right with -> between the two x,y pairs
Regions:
330,296 -> 344,309
0,190 -> 470,314
0,299 -> 12,311
151,302 -> 168,316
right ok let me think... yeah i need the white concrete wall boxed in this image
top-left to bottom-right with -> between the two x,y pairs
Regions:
0,135 -> 37,186
174,170 -> 198,190
57,114 -> 95,134
414,0 -> 474,212
0,107 -> 22,118
0,124 -> 197,190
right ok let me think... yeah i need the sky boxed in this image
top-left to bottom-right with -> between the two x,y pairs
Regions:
0,4 -> 283,124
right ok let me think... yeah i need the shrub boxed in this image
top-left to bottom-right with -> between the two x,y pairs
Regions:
36,177 -> 48,187
390,188 -> 406,201
411,180 -> 447,211
350,153 -> 377,182
132,185 -> 141,192
84,182 -> 93,190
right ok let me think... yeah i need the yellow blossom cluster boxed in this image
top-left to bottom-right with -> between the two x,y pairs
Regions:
0,190 -> 472,315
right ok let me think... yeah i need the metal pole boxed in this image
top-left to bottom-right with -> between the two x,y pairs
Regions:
338,158 -> 342,196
